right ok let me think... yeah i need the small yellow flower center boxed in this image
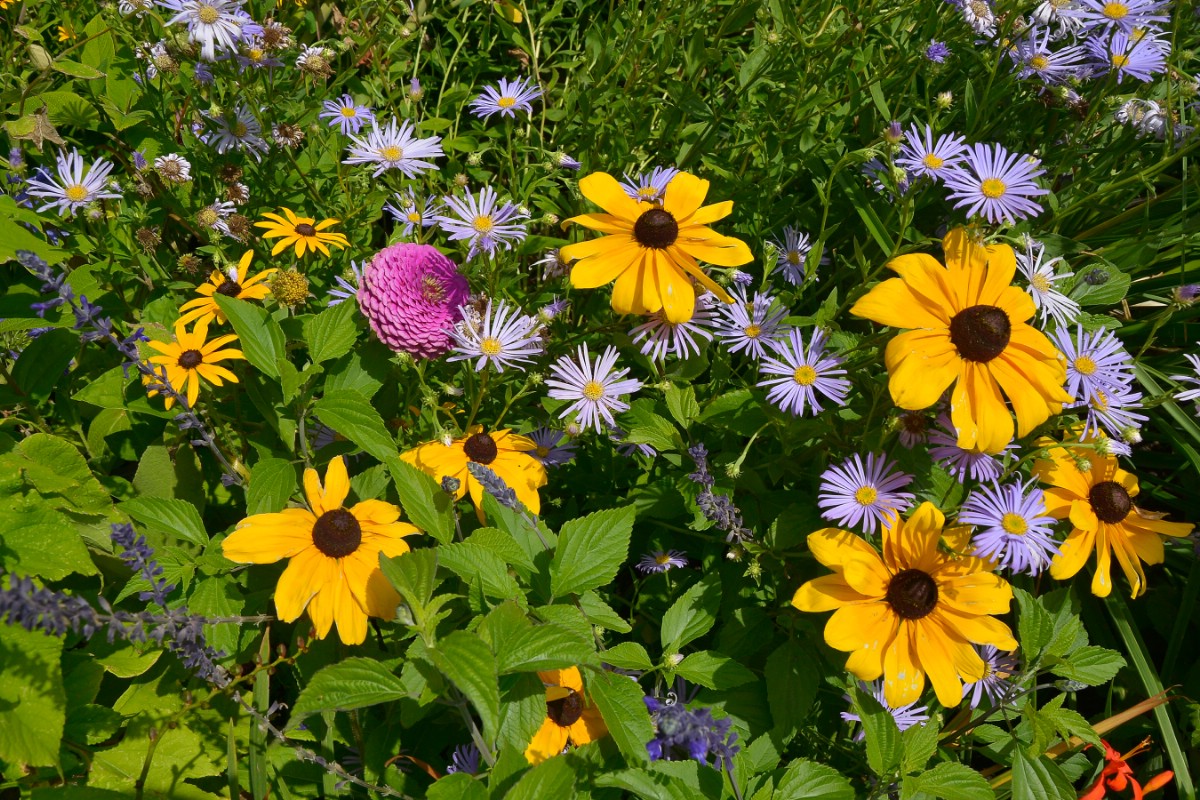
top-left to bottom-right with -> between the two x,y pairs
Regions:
340,106 -> 358,117
970,0 -> 988,15
472,215 -> 495,233
744,324 -> 762,339
656,553 -> 672,565
1093,389 -> 1110,411
582,380 -> 605,401
407,212 -> 422,223
232,121 -> 248,137
854,486 -> 878,506
1001,513 -> 1028,535
1073,355 -> 1097,375
497,96 -> 516,108
1111,53 -> 1130,68
1103,2 -> 1128,19
1029,55 -> 1049,70
1130,26 -> 1148,41
197,208 -> 219,226
381,145 -> 404,161
980,178 -> 1007,198
64,184 -> 89,202
793,365 -> 817,386
479,336 -> 503,356
786,251 -> 802,265
1030,273 -> 1052,293
249,48 -> 264,61
922,153 -> 944,169
536,445 -> 550,458
197,3 -> 219,23
636,187 -> 658,200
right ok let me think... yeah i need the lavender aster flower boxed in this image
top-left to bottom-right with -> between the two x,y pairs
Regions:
1051,326 -> 1133,405
319,94 -> 375,135
1086,31 -> 1167,83
161,0 -> 248,61
959,479 -> 1060,576
896,410 -> 930,449
960,0 -> 997,36
842,681 -> 929,740
434,186 -> 528,260
1084,383 -> 1147,442
1016,238 -> 1079,329
25,149 -> 122,217
326,261 -> 363,307
528,426 -> 576,467
154,153 -> 192,184
817,453 -> 914,535
358,243 -> 470,358
447,299 -> 542,372
757,328 -> 850,417
1009,27 -> 1087,84
343,118 -> 444,178
629,294 -> 716,361
445,743 -> 480,775
942,143 -> 1049,224
925,40 -> 951,62
929,413 -> 1009,483
204,103 -> 269,160
553,151 -> 582,170
637,550 -> 688,574
384,190 -> 441,237
235,39 -> 282,72
468,76 -> 542,119
712,288 -> 788,359
961,646 -> 1018,709
770,226 -> 823,285
545,344 -> 643,432
1074,0 -> 1169,34
896,124 -> 967,183
1171,349 -> 1200,412
620,166 -> 679,203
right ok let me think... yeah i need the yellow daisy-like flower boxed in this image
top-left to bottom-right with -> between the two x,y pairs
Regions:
57,24 -> 76,42
178,250 -> 278,327
254,207 -> 350,258
560,171 -> 752,324
401,425 -> 547,523
850,228 -> 1073,454
1032,440 -> 1193,598
145,319 -> 245,409
792,502 -> 1018,708
221,456 -> 422,645
524,667 -> 608,765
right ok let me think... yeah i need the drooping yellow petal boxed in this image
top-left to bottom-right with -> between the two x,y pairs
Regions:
882,621 -> 925,708
824,601 -> 897,655
273,546 -> 331,622
937,572 -> 1012,616
885,331 -> 960,410
807,528 -> 885,570
222,508 -> 316,563
675,231 -> 753,267
332,573 -> 369,645
791,575 -> 871,612
662,172 -> 710,221
567,706 -> 608,746
851,273 -> 949,331
1049,527 -> 1096,581
568,238 -> 642,289
524,718 -> 570,765
577,172 -> 644,221
562,213 -> 633,235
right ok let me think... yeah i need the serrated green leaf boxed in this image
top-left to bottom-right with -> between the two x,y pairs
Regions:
387,456 -> 455,543
855,686 -> 902,777
120,496 -> 207,547
906,761 -> 995,800
601,642 -> 654,671
1014,587 -> 1053,659
379,548 -> 440,611
0,622 -> 66,767
428,631 -> 502,745
52,59 -> 105,79
313,389 -> 395,461
12,328 -> 76,404
901,714 -> 940,775
497,623 -> 594,674
550,505 -> 635,599
1048,646 -> 1125,686
0,499 -> 98,580
661,573 -> 721,654
439,541 -> 522,600
764,640 -> 818,739
665,384 -> 700,429
578,590 -> 631,633
303,300 -> 358,364
287,657 -> 408,728
428,772 -> 487,800
245,457 -> 297,514
776,759 -> 855,800
1011,750 -> 1075,800
503,753 -> 577,800
213,294 -> 285,379
588,669 -> 653,765
673,651 -> 755,690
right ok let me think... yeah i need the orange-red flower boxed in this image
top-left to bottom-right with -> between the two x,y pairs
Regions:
1080,739 -> 1173,800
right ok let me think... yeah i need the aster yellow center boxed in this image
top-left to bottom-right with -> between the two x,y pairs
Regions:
473,215 -> 495,233
786,251 -> 802,265
744,324 -> 762,338
536,445 -> 550,458
970,0 -> 988,15
582,380 -> 605,401
1030,55 -> 1049,70
249,48 -> 264,61
197,3 -> 219,23
636,187 -> 658,200
922,153 -> 944,169
1111,54 -> 1130,68
340,107 -> 357,117
980,178 -> 1007,198
64,184 -> 89,202
1001,513 -> 1028,535
479,336 -> 503,356
197,208 -> 219,226
1073,355 -> 1097,375
407,212 -> 422,223
498,96 -> 516,108
854,486 -> 878,506
381,145 -> 404,161
232,121 -> 248,138
793,365 -> 817,386
1103,2 -> 1127,19
656,553 -> 672,565
1030,273 -> 1052,293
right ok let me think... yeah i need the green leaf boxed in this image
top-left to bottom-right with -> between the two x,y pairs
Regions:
387,456 -> 456,544
428,773 -> 487,800
0,622 -> 66,767
52,59 -> 105,79
1070,263 -> 1130,307
601,642 -> 654,671
213,294 -> 286,379
764,640 -> 818,738
905,762 -> 995,800
313,389 -> 396,461
120,496 -> 207,547
303,301 -> 358,364
379,548 -> 440,610
661,573 -> 721,653
287,657 -> 408,729
855,685 -> 902,777
0,499 -> 97,580
622,401 -> 681,451
12,328 -> 77,404
9,433 -> 111,514
1010,750 -> 1075,800
1014,587 -> 1053,659
776,759 -> 856,800
497,623 -> 595,674
439,541 -> 522,599
245,457 -> 297,514
588,669 -> 653,765
665,384 -> 700,429
503,754 -> 577,800
428,631 -> 501,745
1048,646 -> 1125,686
578,590 -> 632,633
497,672 -> 548,756
550,505 -> 636,598
901,714 -> 940,775
673,651 -> 755,690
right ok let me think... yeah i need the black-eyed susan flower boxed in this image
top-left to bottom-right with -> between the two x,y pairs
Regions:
1032,440 -> 1193,598
145,319 -> 244,409
221,456 -> 422,645
254,207 -> 350,258
177,250 -> 277,327
850,228 -> 1073,455
401,425 -> 546,522
524,668 -> 607,765
560,171 -> 752,324
792,502 -> 1018,708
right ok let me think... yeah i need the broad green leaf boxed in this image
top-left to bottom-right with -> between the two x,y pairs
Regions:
503,754 -> 577,800
287,657 -> 407,728
314,389 -> 396,461
901,714 -> 940,775
665,383 -> 700,429
439,541 -> 522,600
550,505 -> 636,598
673,651 -> 755,690
497,672 -> 548,756
120,496 -> 207,547
776,759 -> 855,800
0,498 -> 97,580
187,576 -> 243,656
1014,587 -> 1053,658
622,401 -> 681,451
387,456 -> 456,544
52,59 -> 105,79
380,548 -> 440,610
763,641 -> 817,741
905,762 -> 994,800
854,685 -> 902,777
245,457 -> 297,514
661,573 -> 721,653
1010,750 -> 1075,800
428,773 -> 487,800
588,669 -> 653,765
303,300 -> 358,364
0,623 -> 66,767
578,590 -> 632,633
496,622 -> 595,674
429,631 -> 502,744
601,642 -> 654,671
1048,646 -> 1125,687
213,294 -> 286,379
12,328 -> 76,404
10,432 -> 111,514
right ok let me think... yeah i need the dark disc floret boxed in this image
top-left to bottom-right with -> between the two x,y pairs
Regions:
294,222 -> 317,237
311,508 -> 363,558
633,208 -> 679,250
178,349 -> 204,369
1088,480 -> 1132,524
948,305 -> 1011,363
215,280 -> 243,297
886,568 -> 939,620
463,431 -> 498,465
546,691 -> 583,727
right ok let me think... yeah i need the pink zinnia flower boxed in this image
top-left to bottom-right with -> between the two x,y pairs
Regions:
359,243 -> 470,359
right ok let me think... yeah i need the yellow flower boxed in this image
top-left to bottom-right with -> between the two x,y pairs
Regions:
850,229 -> 1072,454
144,319 -> 245,409
401,425 -> 547,523
524,667 -> 607,764
254,207 -> 350,258
57,24 -> 76,41
560,171 -> 752,324
178,250 -> 277,327
222,457 -> 422,645
1032,440 -> 1193,598
792,502 -> 1017,708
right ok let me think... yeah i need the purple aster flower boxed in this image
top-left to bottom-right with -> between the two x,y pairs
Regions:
1009,27 -> 1087,84
545,344 -> 643,432
620,166 -> 679,204
538,296 -> 569,323
1083,382 -> 1146,443
608,424 -> 657,459
817,453 -> 914,535
770,226 -> 824,285
1050,326 -> 1133,405
195,198 -> 237,236
132,150 -> 147,171
1116,98 -> 1169,139
194,61 -> 214,84
841,681 -> 929,741
959,479 -> 1060,576
384,190 -> 441,237
235,39 -> 283,72
942,143 -> 1049,224
407,77 -> 424,102
1073,0 -> 1169,34
962,646 -> 1018,709
203,103 -> 269,160
161,0 -> 248,61
629,294 -> 716,361
447,299 -> 542,373
862,157 -> 910,199
896,410 -> 930,449
319,94 -> 375,135
357,242 -> 470,359
896,124 -> 967,183
468,76 -> 542,120
960,0 -> 997,36
553,151 -> 581,170
327,261 -> 363,307
637,550 -> 688,574
929,413 -> 1010,483
1033,0 -> 1086,35
1016,238 -> 1079,329
25,149 -> 122,217
645,685 -> 740,771
925,40 -> 951,62
1173,285 -> 1200,305
434,186 -> 528,260
757,328 -> 850,417
528,426 -> 576,467
731,270 -> 754,286
1086,31 -> 1168,83
534,248 -> 572,281
1171,349 -> 1200,412
712,287 -> 788,359
445,743 -> 480,775
343,118 -> 444,178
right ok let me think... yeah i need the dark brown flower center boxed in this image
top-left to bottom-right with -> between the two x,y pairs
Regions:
294,222 -> 317,237
546,691 -> 583,727
462,431 -> 498,464
948,305 -> 1011,362
633,208 -> 678,249
1089,480 -> 1131,524
177,349 -> 203,369
216,280 -> 243,297
886,568 -> 939,620
311,508 -> 362,558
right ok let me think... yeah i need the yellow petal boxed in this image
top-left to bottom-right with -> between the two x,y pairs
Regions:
935,605 -> 1018,649
610,252 -> 657,316
682,200 -> 733,227
222,509 -> 316,563
577,172 -> 644,222
825,601 -> 897,656
675,232 -> 753,267
322,456 -> 351,510
332,573 -> 369,645
562,213 -> 633,235
937,572 -> 1012,616
567,706 -> 608,747
662,172 -> 710,220
886,331 -> 960,410
882,621 -> 925,708
568,239 -> 642,290
851,274 -> 948,330
887,253 -> 960,319
655,251 -> 696,324
274,547 -> 332,622
303,465 -> 327,516
524,718 -> 570,765
1049,527 -> 1095,581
